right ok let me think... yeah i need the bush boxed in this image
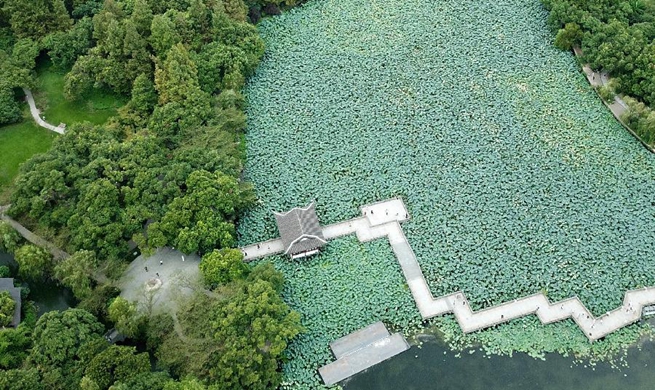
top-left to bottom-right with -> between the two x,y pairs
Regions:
0,291 -> 16,327
0,266 -> 10,278
0,221 -> 22,254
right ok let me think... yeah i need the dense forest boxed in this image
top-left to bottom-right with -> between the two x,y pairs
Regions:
542,0 -> 655,144
0,0 -> 302,389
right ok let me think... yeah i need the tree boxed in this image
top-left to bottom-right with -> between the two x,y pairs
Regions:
110,371 -> 171,390
83,345 -> 150,389
117,72 -> 157,133
0,221 -> 21,253
67,178 -> 127,260
130,0 -> 153,35
53,250 -> 98,300
146,170 -> 254,254
29,309 -> 105,390
0,368 -> 43,390
0,291 -> 16,327
162,377 -> 208,390
0,301 -> 36,368
154,43 -> 208,105
0,84 -> 21,125
79,376 -> 101,390
2,0 -> 72,39
199,248 -> 249,288
78,284 -> 120,321
0,329 -> 31,369
554,22 -> 583,50
156,265 -> 302,389
209,279 -> 302,389
44,17 -> 94,70
14,244 -> 53,281
64,51 -> 103,99
149,14 -> 180,57
108,297 -> 143,338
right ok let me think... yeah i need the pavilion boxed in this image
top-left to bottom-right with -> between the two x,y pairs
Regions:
274,202 -> 327,259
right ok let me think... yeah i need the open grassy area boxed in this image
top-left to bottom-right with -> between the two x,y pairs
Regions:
238,0 -> 655,387
0,107 -> 57,203
0,61 -> 126,202
34,60 -> 127,126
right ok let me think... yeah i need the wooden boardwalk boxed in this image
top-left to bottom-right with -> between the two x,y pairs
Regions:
241,198 -> 655,341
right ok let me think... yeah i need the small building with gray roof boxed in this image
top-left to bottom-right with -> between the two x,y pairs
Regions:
274,202 -> 327,259
0,278 -> 21,327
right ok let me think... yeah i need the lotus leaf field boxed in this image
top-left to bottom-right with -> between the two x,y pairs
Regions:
238,0 -> 655,387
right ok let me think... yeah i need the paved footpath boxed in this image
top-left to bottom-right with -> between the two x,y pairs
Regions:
1,204 -> 69,260
574,47 -> 654,153
23,88 -> 66,134
242,198 -> 655,342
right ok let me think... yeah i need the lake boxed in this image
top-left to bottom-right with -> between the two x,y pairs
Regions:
344,336 -> 655,390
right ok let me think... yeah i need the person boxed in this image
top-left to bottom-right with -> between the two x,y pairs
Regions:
156,272 -> 159,277
182,255 -> 185,262
160,260 -> 163,265
144,266 -> 148,272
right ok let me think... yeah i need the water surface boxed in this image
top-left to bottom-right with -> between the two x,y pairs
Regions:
345,337 -> 655,390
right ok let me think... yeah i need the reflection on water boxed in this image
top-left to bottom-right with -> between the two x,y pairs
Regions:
344,336 -> 655,390
0,251 -> 76,316
29,281 -> 76,316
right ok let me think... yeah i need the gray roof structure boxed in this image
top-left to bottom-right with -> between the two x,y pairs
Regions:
0,278 -> 21,327
274,203 -> 327,256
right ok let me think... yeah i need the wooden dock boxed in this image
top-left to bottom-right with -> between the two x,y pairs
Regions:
318,322 -> 410,386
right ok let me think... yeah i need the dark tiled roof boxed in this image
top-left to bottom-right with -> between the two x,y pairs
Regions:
0,278 -> 21,327
274,203 -> 326,256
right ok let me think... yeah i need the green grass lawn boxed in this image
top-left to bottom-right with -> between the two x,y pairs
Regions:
0,60 -> 127,202
34,60 -> 127,126
0,107 -> 57,203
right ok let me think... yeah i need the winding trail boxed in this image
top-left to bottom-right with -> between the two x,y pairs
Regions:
242,198 -> 655,342
23,88 -> 66,134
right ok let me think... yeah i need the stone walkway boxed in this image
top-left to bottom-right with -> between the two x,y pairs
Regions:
23,88 -> 66,135
574,47 -> 654,153
0,204 -> 69,260
241,198 -> 655,341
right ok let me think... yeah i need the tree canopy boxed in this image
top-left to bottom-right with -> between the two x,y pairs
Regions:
199,248 -> 249,288
53,250 -> 98,300
13,244 -> 53,281
157,263 -> 302,389
543,0 -> 655,106
28,308 -> 105,389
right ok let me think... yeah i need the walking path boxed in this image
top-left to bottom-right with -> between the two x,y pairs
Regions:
242,198 -> 655,342
573,47 -> 654,153
23,88 -> 66,135
0,204 -> 69,260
